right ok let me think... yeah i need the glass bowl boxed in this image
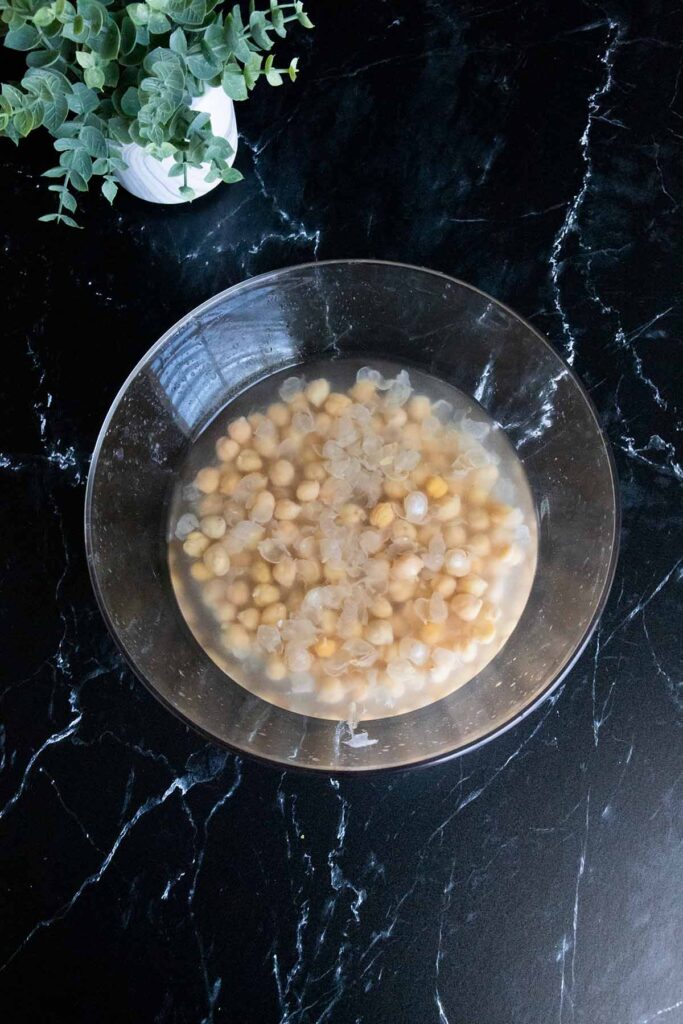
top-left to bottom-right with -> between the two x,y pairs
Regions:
85,261 -> 619,773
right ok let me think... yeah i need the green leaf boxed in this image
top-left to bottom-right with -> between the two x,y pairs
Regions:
293,1 -> 313,28
33,7 -> 56,28
248,10 -> 272,50
76,49 -> 94,67
39,213 -> 59,221
14,108 -> 38,136
219,164 -> 242,183
120,85 -> 140,115
42,165 -> 68,177
242,50 -> 262,90
169,26 -> 186,53
288,56 -> 298,81
126,1 -> 148,24
5,24 -> 40,49
62,13 -> 88,41
102,177 -> 118,203
90,20 -> 120,60
60,189 -> 77,212
67,82 -> 99,114
188,109 -> 209,133
168,161 -> 185,176
57,214 -> 81,227
148,11 -> 171,33
165,0 -> 206,27
79,0 -> 104,34
186,52 -> 220,80
270,5 -> 285,37
84,65 -> 105,88
178,184 -> 194,199
107,116 -> 131,144
80,124 -> 106,156
221,61 -> 247,100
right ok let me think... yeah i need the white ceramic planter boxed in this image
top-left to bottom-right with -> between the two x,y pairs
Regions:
115,87 -> 238,204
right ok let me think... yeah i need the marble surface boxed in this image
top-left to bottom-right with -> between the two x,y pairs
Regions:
1,0 -> 681,1021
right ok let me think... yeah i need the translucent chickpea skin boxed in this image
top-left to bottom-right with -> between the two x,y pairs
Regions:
174,367 -> 533,719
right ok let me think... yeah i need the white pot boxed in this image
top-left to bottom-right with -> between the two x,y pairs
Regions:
115,87 -> 238,204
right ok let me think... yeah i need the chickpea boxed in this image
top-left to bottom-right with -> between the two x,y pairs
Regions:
202,578 -> 230,605
270,459 -> 295,487
238,607 -> 260,631
411,464 -> 430,487
444,523 -> 467,547
253,583 -> 281,608
265,655 -> 287,681
467,487 -> 490,507
434,496 -> 461,522
198,493 -> 224,517
236,449 -> 263,473
297,559 -> 321,585
385,407 -> 408,429
366,620 -> 394,646
369,502 -> 395,528
260,602 -> 287,625
350,379 -> 377,403
272,557 -> 297,588
324,393 -> 353,416
425,476 -> 449,499
200,515 -> 227,540
190,562 -> 213,582
224,623 -> 250,653
388,579 -> 416,603
391,520 -> 417,542
195,467 -> 220,494
254,436 -> 278,459
303,462 -> 327,483
383,479 -> 409,500
216,437 -> 240,462
296,480 -> 320,502
339,503 -> 365,526
407,395 -> 431,421
451,594 -> 483,622
214,602 -> 237,624
402,423 -> 422,448
227,580 -> 250,606
492,542 -> 523,565
468,509 -> 490,532
392,554 -> 424,580
420,622 -> 444,645
203,544 -> 231,576
183,531 -> 210,558
305,378 -> 331,408
444,548 -> 471,577
219,470 -> 241,496
323,564 -> 347,583
433,575 -> 457,598
314,412 -> 332,434
472,618 -> 496,644
274,499 -> 301,521
249,490 -> 275,524
227,417 -> 252,445
370,596 -> 393,619
313,636 -> 337,658
468,533 -> 491,557
251,560 -> 272,584
458,574 -> 488,597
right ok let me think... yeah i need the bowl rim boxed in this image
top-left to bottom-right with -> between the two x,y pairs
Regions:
84,258 -> 621,775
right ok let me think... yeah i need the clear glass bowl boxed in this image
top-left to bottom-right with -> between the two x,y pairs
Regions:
85,261 -> 619,773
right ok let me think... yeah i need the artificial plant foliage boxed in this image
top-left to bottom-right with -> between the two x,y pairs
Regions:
0,0 -> 312,224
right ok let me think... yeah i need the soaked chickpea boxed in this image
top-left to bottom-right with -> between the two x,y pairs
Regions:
172,367 -> 535,722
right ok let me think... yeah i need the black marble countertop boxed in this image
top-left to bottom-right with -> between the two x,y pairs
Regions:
2,1 -> 682,1021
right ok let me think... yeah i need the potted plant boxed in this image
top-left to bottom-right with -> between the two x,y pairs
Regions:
0,0 -> 312,223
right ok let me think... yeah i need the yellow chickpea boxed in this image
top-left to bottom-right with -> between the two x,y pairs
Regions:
305,378 -> 331,408
451,594 -> 483,622
425,476 -> 449,499
214,602 -> 237,624
407,395 -> 431,421
383,478 -> 409,500
297,559 -> 321,585
468,533 -> 491,557
236,449 -> 262,473
392,554 -> 424,579
323,564 -> 347,583
388,579 -> 416,603
249,490 -> 276,524
183,531 -> 210,558
265,656 -> 287,681
296,480 -> 320,502
203,544 -> 231,576
226,580 -> 250,606
366,620 -> 394,646
270,459 -> 295,487
320,609 -> 338,633
251,560 -> 272,584
444,523 -> 467,547
254,436 -> 279,459
260,602 -> 287,626
370,596 -> 393,619
274,499 -> 301,521
349,379 -> 377,403
215,437 -> 240,462
385,407 -> 408,429
458,574 -> 488,597
198,493 -> 224,516
190,562 -> 213,582
227,416 -> 252,445
314,412 -> 332,434
339,503 -> 365,526
468,509 -> 490,532
267,402 -> 290,428
195,467 -> 220,494
434,496 -> 461,522
253,583 -> 281,608
313,637 -> 337,658
433,575 -> 457,598
318,679 -> 345,704
200,515 -> 227,539
391,520 -> 417,542
303,462 -> 327,482
272,557 -> 297,588
219,470 -> 241,496
420,622 -> 445,644
369,502 -> 395,528
324,392 -> 353,416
